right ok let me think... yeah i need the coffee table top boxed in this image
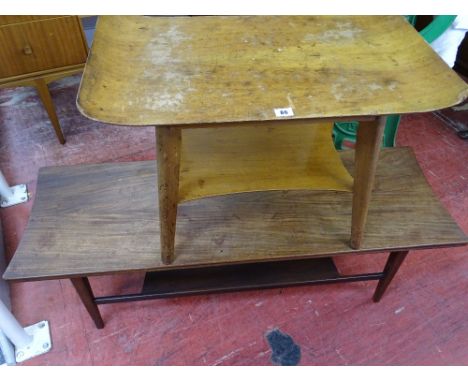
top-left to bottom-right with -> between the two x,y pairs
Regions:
77,16 -> 468,126
4,148 -> 467,281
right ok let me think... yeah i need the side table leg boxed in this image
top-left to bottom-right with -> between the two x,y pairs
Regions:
350,116 -> 386,249
373,250 -> 408,302
34,78 -> 66,145
155,126 -> 181,265
70,277 -> 104,329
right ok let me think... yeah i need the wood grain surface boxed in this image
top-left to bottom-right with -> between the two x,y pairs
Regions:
0,16 -> 56,26
3,148 -> 467,281
350,117 -> 386,248
156,126 -> 181,264
179,121 -> 353,202
0,16 -> 88,79
77,16 -> 468,126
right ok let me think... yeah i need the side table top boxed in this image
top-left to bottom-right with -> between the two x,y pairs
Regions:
77,16 -> 468,126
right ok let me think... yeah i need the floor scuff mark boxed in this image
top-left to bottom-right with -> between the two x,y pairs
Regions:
212,348 -> 244,366
335,348 -> 349,365
394,306 -> 405,315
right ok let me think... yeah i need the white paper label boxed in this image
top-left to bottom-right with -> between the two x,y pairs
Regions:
274,107 -> 294,118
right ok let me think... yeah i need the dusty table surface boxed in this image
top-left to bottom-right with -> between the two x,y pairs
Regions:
77,16 -> 468,126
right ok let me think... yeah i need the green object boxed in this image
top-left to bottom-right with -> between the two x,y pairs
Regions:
405,15 -> 417,26
332,15 -> 456,150
419,15 -> 457,43
333,115 -> 401,150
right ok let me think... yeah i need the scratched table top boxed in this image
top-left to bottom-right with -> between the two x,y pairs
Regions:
77,16 -> 468,126
4,148 -> 467,281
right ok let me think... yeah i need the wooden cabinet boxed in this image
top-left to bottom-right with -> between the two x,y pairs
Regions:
0,16 -> 89,144
0,16 -> 88,78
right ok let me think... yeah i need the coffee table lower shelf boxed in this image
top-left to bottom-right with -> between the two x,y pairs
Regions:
98,257 -> 379,304
73,251 -> 406,329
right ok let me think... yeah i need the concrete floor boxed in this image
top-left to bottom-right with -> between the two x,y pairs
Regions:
0,75 -> 467,365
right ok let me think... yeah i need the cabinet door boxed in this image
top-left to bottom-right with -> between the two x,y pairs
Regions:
0,16 -> 55,26
0,16 -> 88,78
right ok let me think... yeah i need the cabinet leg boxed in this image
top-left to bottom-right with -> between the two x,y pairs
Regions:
155,126 -> 181,265
70,277 -> 104,329
34,78 -> 66,144
373,251 -> 408,302
350,116 -> 386,249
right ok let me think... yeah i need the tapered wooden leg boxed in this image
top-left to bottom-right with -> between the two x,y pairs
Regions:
156,126 -> 181,265
350,116 -> 386,249
34,78 -> 66,144
70,277 -> 104,329
373,251 -> 408,302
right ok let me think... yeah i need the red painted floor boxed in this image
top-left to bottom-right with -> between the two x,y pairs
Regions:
0,75 -> 467,365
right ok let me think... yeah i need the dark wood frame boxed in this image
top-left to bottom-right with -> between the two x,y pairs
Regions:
71,250 -> 408,329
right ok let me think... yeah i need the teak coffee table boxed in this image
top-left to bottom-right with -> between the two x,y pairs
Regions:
4,16 -> 468,329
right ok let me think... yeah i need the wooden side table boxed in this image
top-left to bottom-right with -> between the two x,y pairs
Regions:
77,16 -> 468,261
3,16 -> 468,328
0,16 -> 88,144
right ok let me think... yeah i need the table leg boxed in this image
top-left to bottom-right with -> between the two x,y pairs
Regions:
350,116 -> 386,249
373,250 -> 408,302
70,277 -> 104,329
155,126 -> 181,265
34,78 -> 66,145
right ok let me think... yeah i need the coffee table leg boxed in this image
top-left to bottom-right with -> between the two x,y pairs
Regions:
350,116 -> 386,249
70,277 -> 104,329
156,126 -> 181,265
373,250 -> 408,302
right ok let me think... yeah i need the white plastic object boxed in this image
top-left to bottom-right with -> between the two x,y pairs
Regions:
0,300 -> 52,363
431,16 -> 468,67
0,171 -> 28,208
